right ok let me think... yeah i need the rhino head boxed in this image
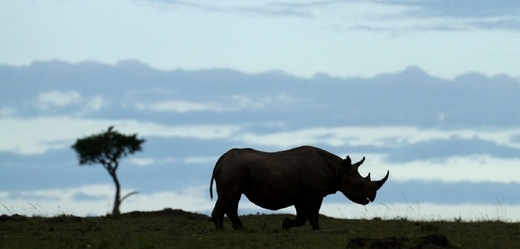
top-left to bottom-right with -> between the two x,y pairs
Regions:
339,156 -> 389,205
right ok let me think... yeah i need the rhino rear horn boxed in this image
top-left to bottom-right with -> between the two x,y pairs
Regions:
353,156 -> 365,168
375,170 -> 390,189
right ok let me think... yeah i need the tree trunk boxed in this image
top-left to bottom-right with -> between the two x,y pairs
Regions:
109,171 -> 121,216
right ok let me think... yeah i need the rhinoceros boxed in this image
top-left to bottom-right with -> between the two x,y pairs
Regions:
209,146 -> 389,230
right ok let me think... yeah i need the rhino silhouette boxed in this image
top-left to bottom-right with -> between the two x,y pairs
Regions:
210,146 -> 389,230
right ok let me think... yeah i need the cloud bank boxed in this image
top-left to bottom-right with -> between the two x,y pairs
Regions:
1,61 -> 520,219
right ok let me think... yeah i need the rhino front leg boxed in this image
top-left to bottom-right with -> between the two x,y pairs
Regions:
307,198 -> 323,230
282,198 -> 323,230
282,216 -> 307,230
282,203 -> 309,230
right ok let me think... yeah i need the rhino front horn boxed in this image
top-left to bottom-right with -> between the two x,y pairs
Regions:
376,170 -> 390,189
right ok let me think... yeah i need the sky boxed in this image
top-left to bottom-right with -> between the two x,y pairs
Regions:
1,0 -> 520,223
2,0 -> 520,79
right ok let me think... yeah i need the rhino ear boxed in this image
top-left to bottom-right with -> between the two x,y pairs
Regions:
342,156 -> 352,170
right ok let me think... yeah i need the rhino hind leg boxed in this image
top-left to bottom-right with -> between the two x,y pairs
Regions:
211,199 -> 226,230
225,196 -> 243,229
211,192 -> 243,230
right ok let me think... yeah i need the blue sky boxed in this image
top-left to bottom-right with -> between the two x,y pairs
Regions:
1,0 -> 520,221
2,0 -> 520,79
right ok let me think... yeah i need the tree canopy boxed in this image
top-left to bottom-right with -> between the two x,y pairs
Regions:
72,126 -> 144,168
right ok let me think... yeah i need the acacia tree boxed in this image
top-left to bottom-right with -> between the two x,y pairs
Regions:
71,126 -> 145,215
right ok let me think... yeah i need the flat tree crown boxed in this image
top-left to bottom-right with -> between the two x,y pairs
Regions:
72,126 -> 145,166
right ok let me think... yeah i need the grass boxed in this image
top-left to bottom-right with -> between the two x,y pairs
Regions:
1,208 -> 520,248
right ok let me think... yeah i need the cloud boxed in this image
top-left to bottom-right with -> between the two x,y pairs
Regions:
36,90 -> 81,109
19,184 -> 114,201
144,0 -> 314,18
135,100 -> 221,113
32,90 -> 107,116
372,0 -> 520,31
0,116 -> 241,154
85,95 -> 106,111
184,156 -> 219,164
144,0 -> 520,31
127,157 -> 156,167
2,184 -> 520,221
234,126 -> 520,150
1,184 -> 126,216
394,0 -> 520,19
132,93 -> 295,113
3,116 -> 520,161
252,1 -> 520,31
0,107 -> 16,117
75,95 -> 108,116
0,184 -> 213,217
356,153 -> 520,184
386,136 -> 520,162
230,93 -> 296,111
321,202 -> 518,221
126,156 -> 218,167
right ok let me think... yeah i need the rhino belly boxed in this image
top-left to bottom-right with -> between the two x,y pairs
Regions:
243,185 -> 298,210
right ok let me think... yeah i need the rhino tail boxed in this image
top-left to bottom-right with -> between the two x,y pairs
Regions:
209,154 -> 224,200
209,177 -> 214,200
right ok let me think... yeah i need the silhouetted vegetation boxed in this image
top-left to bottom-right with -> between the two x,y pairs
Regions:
1,210 -> 519,248
71,126 -> 145,215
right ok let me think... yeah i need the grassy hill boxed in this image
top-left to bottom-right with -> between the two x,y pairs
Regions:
1,208 -> 519,248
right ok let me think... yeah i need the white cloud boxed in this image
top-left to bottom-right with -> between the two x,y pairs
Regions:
133,93 -> 295,113
19,184 -> 114,201
230,126 -> 520,184
135,100 -> 221,113
2,184 -> 519,221
127,156 -> 219,167
85,95 -> 106,111
184,156 -> 219,164
124,187 -> 215,213
33,91 -> 107,115
74,95 -> 108,116
2,116 -> 520,161
0,184 -> 212,217
142,124 -> 240,139
128,157 -> 180,166
1,116 -> 520,183
0,116 -> 241,154
321,202 -> 517,222
0,107 -> 16,117
2,184 -> 123,216
36,90 -> 81,109
234,126 -> 520,150
229,93 -> 295,111
127,157 -> 156,167
353,153 -> 520,184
